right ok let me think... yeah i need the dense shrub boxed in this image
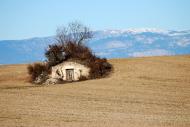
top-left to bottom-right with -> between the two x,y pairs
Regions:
63,41 -> 93,60
88,58 -> 112,78
78,75 -> 88,81
45,41 -> 94,66
27,63 -> 50,84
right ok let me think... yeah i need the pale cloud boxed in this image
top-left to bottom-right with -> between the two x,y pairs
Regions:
106,41 -> 130,49
175,38 -> 190,47
135,35 -> 156,44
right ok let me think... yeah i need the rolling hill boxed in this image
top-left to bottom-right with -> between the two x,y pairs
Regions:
0,55 -> 190,127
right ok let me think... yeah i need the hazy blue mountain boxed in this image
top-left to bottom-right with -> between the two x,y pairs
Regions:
0,29 -> 190,64
0,37 -> 55,64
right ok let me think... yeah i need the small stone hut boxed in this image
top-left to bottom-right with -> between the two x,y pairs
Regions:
51,60 -> 90,81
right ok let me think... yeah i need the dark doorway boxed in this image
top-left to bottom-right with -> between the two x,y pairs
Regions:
66,69 -> 74,81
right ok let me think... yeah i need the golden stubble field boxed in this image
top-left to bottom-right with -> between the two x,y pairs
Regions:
0,55 -> 190,127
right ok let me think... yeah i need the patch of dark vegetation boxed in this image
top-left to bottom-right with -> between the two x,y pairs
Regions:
78,75 -> 88,81
27,21 -> 112,84
27,63 -> 50,84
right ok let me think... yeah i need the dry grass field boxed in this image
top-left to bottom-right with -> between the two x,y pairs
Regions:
0,55 -> 190,127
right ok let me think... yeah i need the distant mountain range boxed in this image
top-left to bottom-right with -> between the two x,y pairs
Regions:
0,29 -> 190,64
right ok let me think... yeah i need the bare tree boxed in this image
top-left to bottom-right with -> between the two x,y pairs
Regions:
45,22 -> 93,66
56,21 -> 93,45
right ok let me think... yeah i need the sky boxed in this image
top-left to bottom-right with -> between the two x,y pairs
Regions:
0,0 -> 190,40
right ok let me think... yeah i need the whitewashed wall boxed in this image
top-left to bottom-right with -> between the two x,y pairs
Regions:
51,61 -> 90,81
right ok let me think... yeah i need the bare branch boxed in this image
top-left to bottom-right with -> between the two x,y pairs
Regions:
56,21 -> 93,45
